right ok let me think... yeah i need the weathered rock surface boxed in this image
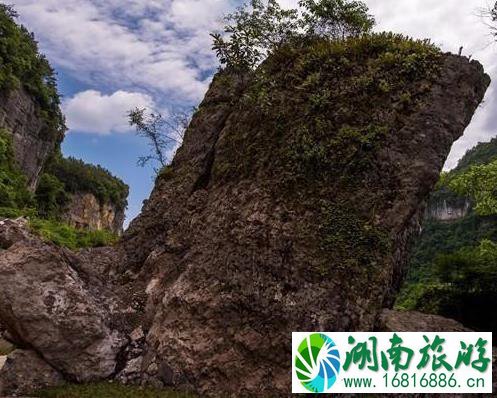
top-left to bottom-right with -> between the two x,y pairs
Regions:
375,310 -> 496,398
0,38 -> 490,397
118,48 -> 489,395
377,309 -> 472,332
0,350 -> 63,396
0,219 -> 129,383
63,192 -> 126,235
0,88 -> 63,190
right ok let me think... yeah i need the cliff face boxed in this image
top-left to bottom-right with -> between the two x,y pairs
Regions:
63,192 -> 125,234
0,35 -> 490,397
0,88 -> 63,191
425,197 -> 471,221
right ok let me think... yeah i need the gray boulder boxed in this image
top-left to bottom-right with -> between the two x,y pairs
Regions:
0,219 -> 128,382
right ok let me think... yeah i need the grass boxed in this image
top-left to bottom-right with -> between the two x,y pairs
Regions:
34,383 -> 195,398
0,207 -> 118,250
29,218 -> 118,250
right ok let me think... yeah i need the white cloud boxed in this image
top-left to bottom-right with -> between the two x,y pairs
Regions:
63,90 -> 154,134
12,0 -> 234,103
11,0 -> 497,164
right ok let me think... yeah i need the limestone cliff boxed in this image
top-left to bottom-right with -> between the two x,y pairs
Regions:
0,86 -> 128,233
0,34 -> 490,397
0,5 -> 127,234
0,87 -> 63,190
63,192 -> 125,234
425,194 -> 471,221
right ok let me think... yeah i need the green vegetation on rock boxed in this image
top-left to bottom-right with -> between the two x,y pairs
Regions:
35,383 -> 194,398
0,4 -> 64,133
318,202 -> 390,276
0,129 -> 33,210
214,33 -> 441,185
29,218 -> 118,250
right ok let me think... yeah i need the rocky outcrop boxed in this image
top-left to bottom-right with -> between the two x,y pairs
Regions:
63,192 -> 126,234
376,310 -> 496,398
0,350 -> 63,396
118,49 -> 488,395
0,88 -> 64,190
0,38 -> 490,397
377,309 -> 472,332
0,218 -> 130,383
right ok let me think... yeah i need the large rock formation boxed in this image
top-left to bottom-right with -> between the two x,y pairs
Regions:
0,219 -> 129,382
0,35 -> 490,397
63,192 -> 126,234
0,88 -> 63,190
120,42 -> 489,395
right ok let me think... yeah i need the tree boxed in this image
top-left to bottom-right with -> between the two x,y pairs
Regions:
0,4 -> 18,18
299,0 -> 375,38
211,0 -> 374,70
128,108 -> 191,173
35,173 -> 68,219
448,159 -> 497,216
211,0 -> 300,70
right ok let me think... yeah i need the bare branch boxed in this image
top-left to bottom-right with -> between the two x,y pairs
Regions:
128,108 -> 192,174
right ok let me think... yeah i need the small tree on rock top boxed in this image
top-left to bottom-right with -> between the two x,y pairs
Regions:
211,0 -> 375,71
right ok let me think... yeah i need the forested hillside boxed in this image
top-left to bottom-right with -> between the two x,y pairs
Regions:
0,5 -> 128,247
397,137 -> 497,333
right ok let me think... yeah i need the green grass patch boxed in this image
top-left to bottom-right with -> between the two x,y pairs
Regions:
34,383 -> 194,398
0,206 -> 118,250
29,218 -> 118,250
0,338 -> 14,356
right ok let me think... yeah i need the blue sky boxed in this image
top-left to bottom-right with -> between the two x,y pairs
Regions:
9,0 -> 497,226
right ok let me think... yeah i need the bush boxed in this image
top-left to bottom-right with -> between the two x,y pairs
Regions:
447,160 -> 497,216
401,240 -> 497,333
211,0 -> 375,70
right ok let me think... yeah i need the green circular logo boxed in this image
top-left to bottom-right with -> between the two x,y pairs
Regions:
295,333 -> 341,393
